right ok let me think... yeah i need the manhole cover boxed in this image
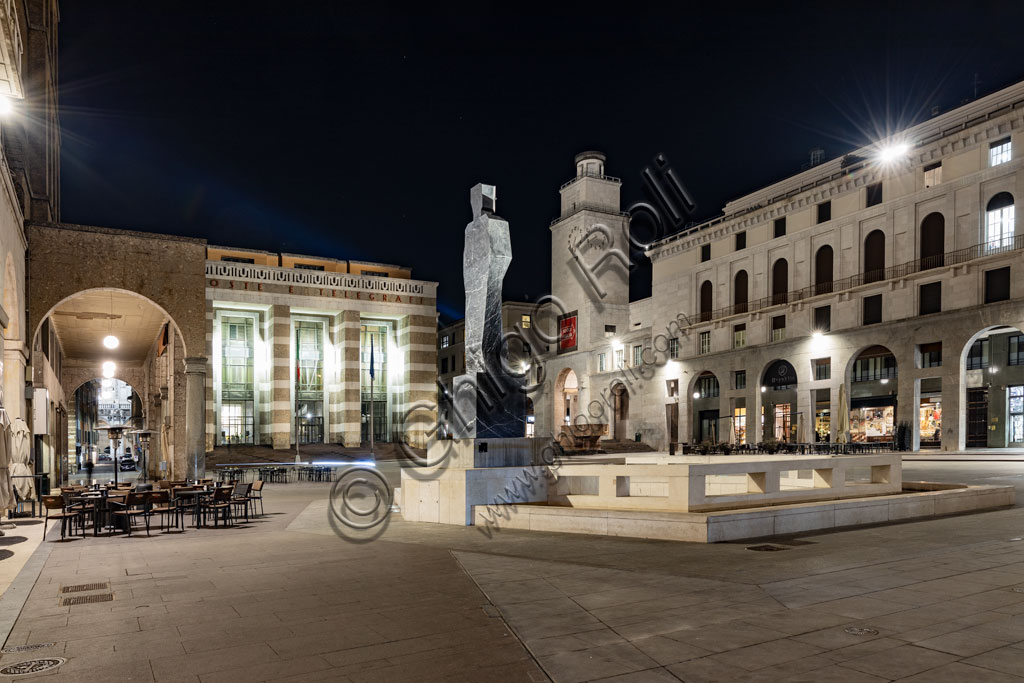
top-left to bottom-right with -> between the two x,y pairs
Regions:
60,582 -> 109,594
0,644 -> 54,654
60,593 -> 113,606
844,627 -> 880,636
746,544 -> 788,552
0,658 -> 65,676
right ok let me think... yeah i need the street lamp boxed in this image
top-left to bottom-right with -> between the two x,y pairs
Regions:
131,429 -> 154,483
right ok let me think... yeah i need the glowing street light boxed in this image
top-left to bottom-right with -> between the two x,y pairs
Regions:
102,361 -> 116,378
0,96 -> 13,116
877,141 -> 910,164
103,335 -> 119,349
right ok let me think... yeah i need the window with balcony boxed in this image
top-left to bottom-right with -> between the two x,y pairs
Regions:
669,337 -> 679,359
923,161 -> 942,188
734,370 -> 746,390
735,232 -> 746,250
985,267 -> 1011,304
813,358 -> 831,381
866,182 -> 883,208
774,217 -> 786,238
967,339 -> 990,370
985,193 -> 1015,249
771,315 -> 785,342
919,282 -> 941,316
699,331 -> 711,355
817,201 -> 831,224
700,280 -> 713,322
863,294 -> 882,325
733,323 -> 746,349
990,138 -> 1012,166
1010,335 -> 1024,366
920,342 -> 942,368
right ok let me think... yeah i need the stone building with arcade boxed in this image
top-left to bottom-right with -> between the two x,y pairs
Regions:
533,79 -> 1024,454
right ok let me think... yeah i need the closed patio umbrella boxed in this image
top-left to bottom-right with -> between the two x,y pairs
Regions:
10,417 -> 32,501
836,384 -> 850,444
0,415 -> 12,513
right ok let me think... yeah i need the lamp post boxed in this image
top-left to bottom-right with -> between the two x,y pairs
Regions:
132,429 -> 153,483
96,424 -> 127,487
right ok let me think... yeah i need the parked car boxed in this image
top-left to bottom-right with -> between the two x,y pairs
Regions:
119,456 -> 137,472
98,447 -> 112,462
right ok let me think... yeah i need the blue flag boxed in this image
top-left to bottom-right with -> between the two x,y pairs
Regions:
369,335 -> 375,381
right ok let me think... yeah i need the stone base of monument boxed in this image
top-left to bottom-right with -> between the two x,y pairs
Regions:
399,436 -> 554,525
469,482 -> 1014,543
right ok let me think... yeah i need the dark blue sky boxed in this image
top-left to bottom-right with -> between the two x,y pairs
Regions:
58,2 -> 1024,322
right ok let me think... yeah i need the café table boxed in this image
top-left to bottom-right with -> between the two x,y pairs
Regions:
175,488 -> 214,529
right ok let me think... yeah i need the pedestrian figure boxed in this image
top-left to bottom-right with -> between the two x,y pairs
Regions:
84,458 -> 94,484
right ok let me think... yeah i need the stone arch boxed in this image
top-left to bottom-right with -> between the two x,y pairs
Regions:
733,270 -> 748,314
864,229 -> 886,283
689,370 -> 721,443
611,382 -> 629,440
553,367 -> 579,431
845,344 -> 899,444
920,212 -> 945,270
760,359 -> 798,442
957,323 -> 1024,450
771,258 -> 788,305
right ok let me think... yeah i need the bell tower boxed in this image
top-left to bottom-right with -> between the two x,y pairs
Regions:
549,152 -> 630,353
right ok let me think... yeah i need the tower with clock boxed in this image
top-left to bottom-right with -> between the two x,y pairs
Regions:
549,151 -> 631,355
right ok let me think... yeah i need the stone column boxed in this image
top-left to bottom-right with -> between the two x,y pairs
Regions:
271,305 -> 292,449
339,310 -> 361,447
944,363 -> 964,452
184,357 -> 207,480
796,389 -> 812,444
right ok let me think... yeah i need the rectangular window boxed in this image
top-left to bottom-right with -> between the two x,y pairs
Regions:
813,358 -> 831,381
633,344 -> 643,367
521,314 -> 531,329
734,370 -> 746,390
735,232 -> 746,250
923,161 -> 942,188
701,244 -> 711,262
866,182 -> 883,208
452,355 -> 458,372
441,334 -> 450,349
852,354 -> 897,381
967,338 -> 990,370
222,256 -> 255,264
669,337 -> 679,359
598,353 -> 606,372
985,267 -> 1011,303
1010,386 -> 1024,443
774,217 -> 786,238
813,305 -> 831,333
295,263 -> 325,271
920,342 -> 942,368
986,202 -> 1015,249
733,323 -> 746,349
863,294 -> 882,325
919,282 -> 942,315
440,357 -> 449,374
696,374 -> 719,398
699,331 -> 711,355
817,201 -> 831,224
605,324 -> 616,336
990,137 -> 1012,166
771,315 -> 786,342
615,348 -> 624,368
1010,335 -> 1024,367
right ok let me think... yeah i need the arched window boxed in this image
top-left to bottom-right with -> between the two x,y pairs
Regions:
920,213 -> 945,270
814,245 -> 833,295
733,270 -> 748,314
986,192 -> 1015,250
699,280 -> 713,322
864,230 -> 886,283
771,258 -> 788,305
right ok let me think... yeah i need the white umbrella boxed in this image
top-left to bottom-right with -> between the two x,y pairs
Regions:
0,416 -> 12,512
836,384 -> 850,444
10,417 -> 32,501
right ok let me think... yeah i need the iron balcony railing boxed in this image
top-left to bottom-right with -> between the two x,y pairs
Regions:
559,172 -> 622,190
696,234 -> 1024,324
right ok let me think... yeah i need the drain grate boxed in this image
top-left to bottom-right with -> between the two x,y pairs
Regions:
60,593 -> 113,606
746,544 -> 788,552
0,643 -> 54,654
0,658 -> 66,676
60,582 -> 109,594
844,627 -> 880,636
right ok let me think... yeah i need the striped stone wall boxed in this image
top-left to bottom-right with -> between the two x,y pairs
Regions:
339,310 -> 361,446
271,304 -> 292,449
402,313 -> 437,449
204,302 -> 215,452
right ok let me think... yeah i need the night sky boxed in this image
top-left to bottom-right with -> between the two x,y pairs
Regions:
58,2 -> 1024,322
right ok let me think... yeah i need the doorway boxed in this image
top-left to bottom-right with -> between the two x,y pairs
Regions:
967,388 -> 989,447
698,410 -> 719,443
